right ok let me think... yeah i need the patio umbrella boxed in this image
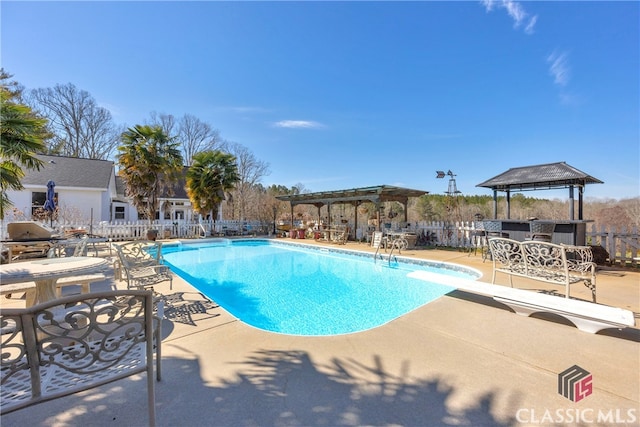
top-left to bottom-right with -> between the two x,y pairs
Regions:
43,180 -> 56,227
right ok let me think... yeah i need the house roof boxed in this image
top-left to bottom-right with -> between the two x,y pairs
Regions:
476,162 -> 603,192
22,154 -> 114,190
115,167 -> 190,200
276,185 -> 428,207
113,176 -> 127,202
166,167 -> 189,199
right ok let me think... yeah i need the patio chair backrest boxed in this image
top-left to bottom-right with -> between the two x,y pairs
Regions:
482,220 -> 502,234
115,241 -> 162,269
0,290 -> 158,425
530,221 -> 556,235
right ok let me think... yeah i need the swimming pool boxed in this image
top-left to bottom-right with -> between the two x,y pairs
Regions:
161,239 -> 481,336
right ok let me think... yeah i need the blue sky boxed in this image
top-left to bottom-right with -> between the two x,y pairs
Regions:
2,1 -> 638,200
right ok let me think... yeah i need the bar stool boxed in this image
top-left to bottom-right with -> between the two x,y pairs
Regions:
481,220 -> 509,261
468,221 -> 486,257
482,220 -> 509,238
529,221 -> 555,243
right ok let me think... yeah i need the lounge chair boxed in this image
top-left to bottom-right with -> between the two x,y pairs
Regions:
114,241 -> 173,290
47,237 -> 88,258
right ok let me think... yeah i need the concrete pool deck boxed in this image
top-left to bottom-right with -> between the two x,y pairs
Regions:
1,239 -> 638,426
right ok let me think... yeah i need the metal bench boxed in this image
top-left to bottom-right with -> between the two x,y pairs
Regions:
487,237 -> 597,302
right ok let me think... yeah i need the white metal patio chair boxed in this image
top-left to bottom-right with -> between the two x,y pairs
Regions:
114,241 -> 173,291
0,290 -> 163,426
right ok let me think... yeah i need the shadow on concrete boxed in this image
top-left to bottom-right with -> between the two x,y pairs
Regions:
160,291 -> 220,326
3,350 -> 519,427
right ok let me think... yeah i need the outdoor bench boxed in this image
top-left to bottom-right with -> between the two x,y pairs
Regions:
487,237 -> 597,302
0,290 -> 162,426
0,283 -> 37,303
1,274 -> 107,305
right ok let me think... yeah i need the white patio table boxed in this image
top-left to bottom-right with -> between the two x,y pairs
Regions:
0,256 -> 109,306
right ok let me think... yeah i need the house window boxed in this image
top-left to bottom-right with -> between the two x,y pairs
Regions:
31,191 -> 57,217
114,206 -> 125,220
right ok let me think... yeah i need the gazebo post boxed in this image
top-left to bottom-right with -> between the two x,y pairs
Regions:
354,202 -> 359,240
578,186 -> 584,220
492,190 -> 498,219
569,185 -> 575,220
403,201 -> 408,224
290,203 -> 294,232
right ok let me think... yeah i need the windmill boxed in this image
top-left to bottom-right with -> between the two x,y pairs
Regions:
436,170 -> 462,221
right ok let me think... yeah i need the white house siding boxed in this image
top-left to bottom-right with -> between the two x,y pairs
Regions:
4,190 -> 33,218
5,186 -> 109,222
59,188 -> 107,222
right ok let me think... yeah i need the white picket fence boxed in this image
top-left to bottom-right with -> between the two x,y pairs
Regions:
86,219 -> 269,241
585,225 -> 639,266
409,221 -> 639,266
2,219 -> 638,266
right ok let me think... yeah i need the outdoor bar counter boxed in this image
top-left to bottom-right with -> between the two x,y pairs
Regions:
498,220 -> 592,246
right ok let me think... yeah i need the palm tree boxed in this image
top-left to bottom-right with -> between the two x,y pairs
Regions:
117,125 -> 183,223
0,73 -> 48,219
186,150 -> 239,220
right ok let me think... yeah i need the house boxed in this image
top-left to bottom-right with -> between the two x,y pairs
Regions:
4,155 -> 198,225
5,154 -> 120,223
115,170 -> 197,222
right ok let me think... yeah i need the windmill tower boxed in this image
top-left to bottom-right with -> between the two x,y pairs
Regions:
436,170 -> 462,221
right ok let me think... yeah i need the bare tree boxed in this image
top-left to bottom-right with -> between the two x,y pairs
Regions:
146,111 -> 176,138
226,142 -> 270,220
622,198 -> 640,229
147,112 -> 222,165
28,83 -> 121,159
178,114 -> 222,165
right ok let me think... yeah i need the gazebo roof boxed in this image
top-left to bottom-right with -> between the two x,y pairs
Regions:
476,162 -> 603,192
275,185 -> 428,207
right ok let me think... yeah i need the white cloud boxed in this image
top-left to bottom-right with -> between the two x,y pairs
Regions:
273,120 -> 325,129
503,0 -> 527,27
481,0 -> 537,34
547,51 -> 570,86
524,15 -> 537,35
480,0 -> 496,12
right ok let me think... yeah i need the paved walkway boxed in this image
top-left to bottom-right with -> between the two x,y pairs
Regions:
2,239 -> 638,427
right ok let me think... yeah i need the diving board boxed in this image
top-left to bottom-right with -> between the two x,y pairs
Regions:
407,271 -> 635,334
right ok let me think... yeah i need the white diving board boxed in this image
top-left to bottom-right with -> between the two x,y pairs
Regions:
407,271 -> 635,334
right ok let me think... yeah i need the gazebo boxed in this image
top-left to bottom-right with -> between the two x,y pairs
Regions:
275,185 -> 428,235
476,161 -> 603,220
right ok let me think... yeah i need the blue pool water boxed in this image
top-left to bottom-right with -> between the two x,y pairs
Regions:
161,239 -> 480,336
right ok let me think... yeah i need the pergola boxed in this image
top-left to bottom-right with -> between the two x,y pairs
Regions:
476,162 -> 603,220
275,185 -> 428,233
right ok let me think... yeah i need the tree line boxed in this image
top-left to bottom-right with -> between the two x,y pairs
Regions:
0,68 -> 290,223
2,68 -> 637,230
